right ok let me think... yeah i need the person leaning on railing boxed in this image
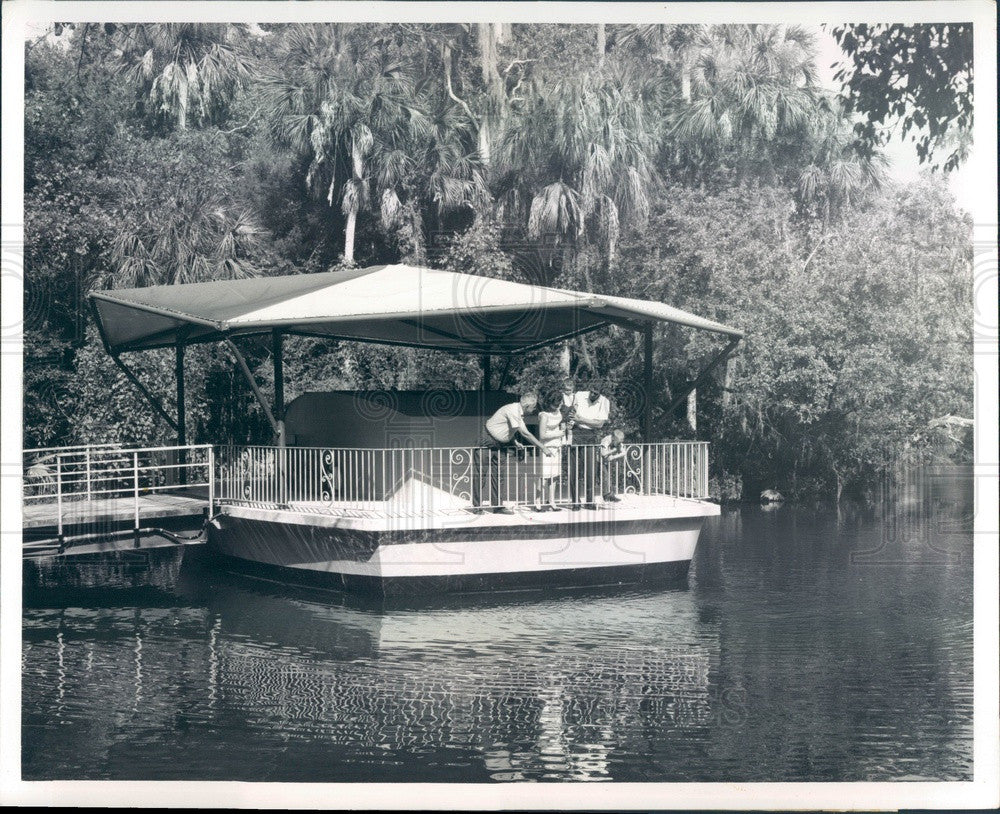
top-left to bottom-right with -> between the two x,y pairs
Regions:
472,392 -> 553,515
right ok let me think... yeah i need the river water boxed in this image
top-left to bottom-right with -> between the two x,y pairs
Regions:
21,500 -> 974,782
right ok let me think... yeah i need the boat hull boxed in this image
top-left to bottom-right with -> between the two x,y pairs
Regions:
208,498 -> 717,596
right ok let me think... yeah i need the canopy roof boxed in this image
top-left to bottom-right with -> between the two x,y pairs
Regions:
89,264 -> 742,354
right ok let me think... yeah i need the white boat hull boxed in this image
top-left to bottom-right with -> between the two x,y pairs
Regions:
208,495 -> 718,595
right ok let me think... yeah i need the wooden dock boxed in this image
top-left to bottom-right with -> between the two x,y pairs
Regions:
21,444 -> 214,566
22,492 -> 209,531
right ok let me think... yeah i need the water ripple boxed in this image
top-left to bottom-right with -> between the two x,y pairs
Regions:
22,506 -> 973,782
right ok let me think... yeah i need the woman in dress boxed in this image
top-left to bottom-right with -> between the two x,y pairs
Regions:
534,394 -> 565,511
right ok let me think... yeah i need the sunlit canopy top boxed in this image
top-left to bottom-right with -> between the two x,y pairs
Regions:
89,264 -> 742,354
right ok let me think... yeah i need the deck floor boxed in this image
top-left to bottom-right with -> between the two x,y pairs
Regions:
22,493 -> 209,530
221,493 -> 719,531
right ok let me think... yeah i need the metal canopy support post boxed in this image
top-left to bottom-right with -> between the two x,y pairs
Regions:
272,329 -> 286,447
481,354 -> 492,392
108,352 -> 179,433
664,336 -> 742,419
496,356 -> 514,392
643,323 -> 653,442
175,342 -> 186,445
271,328 -> 287,504
176,341 -> 187,484
226,339 -> 280,437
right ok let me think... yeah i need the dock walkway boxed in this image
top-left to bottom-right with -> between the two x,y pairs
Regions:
22,493 -> 209,531
22,444 -> 214,546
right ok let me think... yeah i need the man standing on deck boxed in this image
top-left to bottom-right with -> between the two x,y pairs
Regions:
472,393 -> 552,514
564,380 -> 611,509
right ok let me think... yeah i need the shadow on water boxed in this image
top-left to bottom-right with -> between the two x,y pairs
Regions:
21,485 -> 974,783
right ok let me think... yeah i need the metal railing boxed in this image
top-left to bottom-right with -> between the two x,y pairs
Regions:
22,444 -> 214,538
215,441 -> 709,516
22,439 -> 708,531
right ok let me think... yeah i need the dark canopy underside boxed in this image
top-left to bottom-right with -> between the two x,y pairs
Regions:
90,264 -> 742,354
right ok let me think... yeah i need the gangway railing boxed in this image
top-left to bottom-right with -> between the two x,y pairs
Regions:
215,441 -> 709,516
22,443 -> 214,545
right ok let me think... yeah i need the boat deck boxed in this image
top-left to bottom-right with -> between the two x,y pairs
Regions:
221,492 -> 720,531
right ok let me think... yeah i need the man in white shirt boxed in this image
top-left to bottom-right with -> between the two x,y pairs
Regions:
473,393 -> 551,513
564,382 -> 611,509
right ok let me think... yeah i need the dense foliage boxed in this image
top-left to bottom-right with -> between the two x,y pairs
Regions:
22,23 -> 973,501
829,23 -> 974,172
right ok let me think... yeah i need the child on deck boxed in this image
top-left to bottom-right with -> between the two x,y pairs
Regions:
599,428 -> 626,502
534,396 -> 566,511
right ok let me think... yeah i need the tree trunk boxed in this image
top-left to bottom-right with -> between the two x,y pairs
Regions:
478,119 -> 491,166
687,389 -> 697,434
722,356 -> 734,410
596,24 -> 606,68
477,22 -> 505,168
559,341 -> 571,375
344,207 -> 357,265
477,23 -> 499,94
681,58 -> 692,102
344,137 -> 365,265
177,73 -> 189,129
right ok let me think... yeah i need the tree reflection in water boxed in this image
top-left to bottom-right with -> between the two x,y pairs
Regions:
22,502 -> 973,782
204,580 -> 715,782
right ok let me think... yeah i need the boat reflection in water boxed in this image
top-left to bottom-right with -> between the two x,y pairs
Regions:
178,569 -> 720,782
22,500 -> 973,782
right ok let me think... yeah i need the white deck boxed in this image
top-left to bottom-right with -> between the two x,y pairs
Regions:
220,492 -> 720,531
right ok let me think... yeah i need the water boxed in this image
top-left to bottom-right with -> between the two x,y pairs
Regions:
21,502 -> 973,782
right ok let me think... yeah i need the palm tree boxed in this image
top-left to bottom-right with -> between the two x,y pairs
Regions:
617,23 -> 709,101
499,64 -> 660,267
405,99 -> 488,249
669,24 -> 819,179
109,178 -> 262,288
415,23 -> 505,173
114,23 -> 252,130
264,24 -> 425,265
796,94 -> 888,224
265,24 -> 488,266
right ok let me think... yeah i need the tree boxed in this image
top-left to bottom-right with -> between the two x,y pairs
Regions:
24,32 -> 268,447
829,23 -> 973,172
669,24 -> 820,180
108,131 -> 265,287
397,97 -> 487,260
795,94 -> 888,224
24,35 -> 137,446
616,23 -> 709,101
114,23 -> 253,131
614,176 -> 971,500
264,25 -> 439,265
498,64 -> 659,269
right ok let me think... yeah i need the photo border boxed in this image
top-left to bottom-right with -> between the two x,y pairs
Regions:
2,1 -> 997,809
